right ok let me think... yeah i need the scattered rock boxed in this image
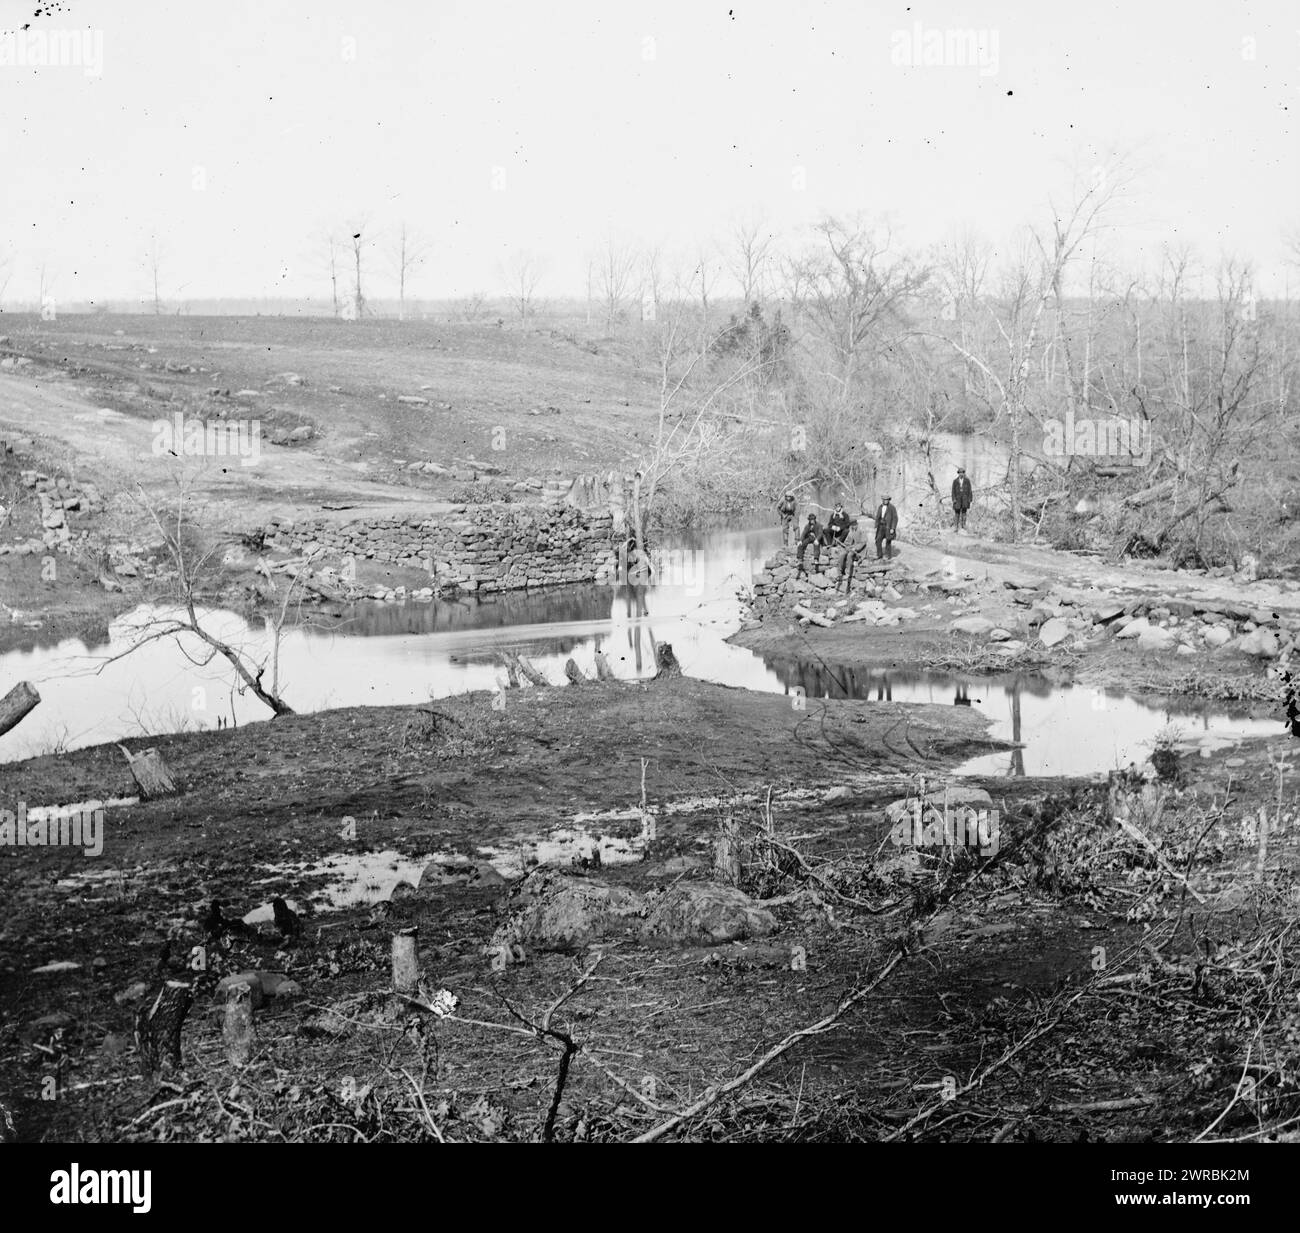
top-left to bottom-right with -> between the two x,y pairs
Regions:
1232,628 -> 1279,658
641,883 -> 777,946
494,869 -> 645,952
214,971 -> 302,1010
1137,626 -> 1177,652
1037,617 -> 1071,647
951,616 -> 995,635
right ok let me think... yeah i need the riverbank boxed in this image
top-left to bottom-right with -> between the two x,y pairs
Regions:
3,675 -> 1296,1143
731,532 -> 1300,708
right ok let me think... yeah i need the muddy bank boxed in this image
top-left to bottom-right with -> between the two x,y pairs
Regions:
3,670 -> 1298,1144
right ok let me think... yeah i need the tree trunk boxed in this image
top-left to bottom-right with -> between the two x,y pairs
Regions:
654,643 -> 682,679
117,745 -> 178,799
0,681 -> 39,737
505,652 -> 550,687
713,817 -> 742,887
135,981 -> 193,1077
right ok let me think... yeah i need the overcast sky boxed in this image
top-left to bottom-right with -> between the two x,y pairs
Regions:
1,0 -> 1296,305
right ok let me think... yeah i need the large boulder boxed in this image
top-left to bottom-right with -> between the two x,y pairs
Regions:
1115,617 -> 1151,640
640,883 -> 776,945
1137,626 -> 1177,652
1037,617 -> 1071,647
495,869 -> 645,952
1232,628 -> 1279,658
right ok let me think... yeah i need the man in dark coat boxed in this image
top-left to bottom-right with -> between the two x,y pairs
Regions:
825,501 -> 852,547
795,513 -> 823,576
776,491 -> 797,548
873,496 -> 898,559
951,467 -> 973,531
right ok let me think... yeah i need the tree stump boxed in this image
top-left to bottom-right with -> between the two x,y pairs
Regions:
505,652 -> 550,687
654,644 -> 682,679
222,984 -> 255,1066
564,658 -> 587,686
135,981 -> 193,1076
0,681 -> 39,738
392,928 -> 419,993
713,818 -> 743,887
116,745 -> 177,799
593,650 -> 615,681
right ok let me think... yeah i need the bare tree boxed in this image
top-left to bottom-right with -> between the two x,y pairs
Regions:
641,244 -> 665,320
91,481 -> 296,717
790,215 -> 930,400
313,230 -> 343,318
37,260 -> 54,314
932,175 -> 1125,538
596,238 -> 638,330
502,250 -> 545,320
146,232 -> 164,314
629,294 -> 769,556
392,222 -> 432,321
347,223 -> 371,321
727,215 -> 774,306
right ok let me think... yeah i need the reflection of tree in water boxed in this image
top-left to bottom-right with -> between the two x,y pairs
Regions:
615,584 -> 657,676
766,658 -> 895,701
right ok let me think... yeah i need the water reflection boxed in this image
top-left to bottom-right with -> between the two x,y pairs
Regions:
0,515 -> 1283,778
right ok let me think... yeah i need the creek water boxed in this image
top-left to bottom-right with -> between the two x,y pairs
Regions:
0,517 -> 1282,775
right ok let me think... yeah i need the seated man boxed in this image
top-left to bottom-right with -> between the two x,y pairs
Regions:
795,513 -> 823,576
834,518 -> 871,590
825,501 -> 852,547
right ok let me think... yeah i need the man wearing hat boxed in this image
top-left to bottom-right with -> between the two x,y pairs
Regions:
951,467 -> 973,532
795,512 -> 823,576
873,495 -> 898,559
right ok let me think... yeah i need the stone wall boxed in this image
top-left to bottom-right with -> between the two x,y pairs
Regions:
265,502 -> 620,594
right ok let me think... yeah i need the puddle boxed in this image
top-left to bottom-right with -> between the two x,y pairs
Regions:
23,796 -> 138,823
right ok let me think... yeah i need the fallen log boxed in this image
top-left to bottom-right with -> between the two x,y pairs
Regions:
793,604 -> 834,628
0,681 -> 39,737
117,744 -> 178,799
505,652 -> 550,687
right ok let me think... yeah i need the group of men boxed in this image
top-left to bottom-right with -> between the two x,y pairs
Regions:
775,466 -> 975,590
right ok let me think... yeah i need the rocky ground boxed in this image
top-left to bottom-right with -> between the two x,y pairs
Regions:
733,532 -> 1300,706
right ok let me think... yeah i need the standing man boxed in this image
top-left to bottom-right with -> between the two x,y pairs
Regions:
873,495 -> 898,559
795,512 -> 823,577
951,467 -> 973,533
776,490 -> 797,549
